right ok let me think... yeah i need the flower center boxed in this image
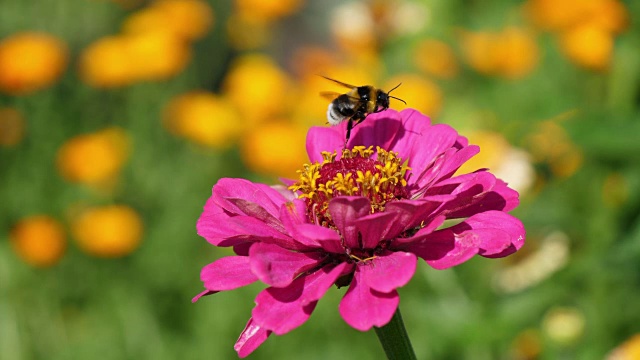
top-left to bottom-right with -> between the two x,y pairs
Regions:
289,146 -> 411,227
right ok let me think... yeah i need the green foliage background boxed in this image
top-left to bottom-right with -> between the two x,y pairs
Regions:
1,0 -> 640,359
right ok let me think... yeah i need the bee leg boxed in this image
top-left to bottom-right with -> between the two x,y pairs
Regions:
345,117 -> 354,146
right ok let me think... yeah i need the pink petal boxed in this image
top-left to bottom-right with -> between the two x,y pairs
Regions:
252,264 -> 348,335
435,145 -> 480,182
328,197 -> 371,249
407,124 -> 459,176
463,211 -> 525,257
271,184 -> 297,201
294,224 -> 343,253
393,214 -> 446,246
226,198 -> 286,233
234,318 -> 271,358
360,251 -> 417,293
306,126 -> 345,163
200,256 -> 258,291
192,289 -> 217,303
339,269 -> 399,331
278,200 -> 324,249
249,243 -> 323,288
408,211 -> 525,269
447,178 -> 520,219
382,197 -> 451,238
389,109 -> 432,158
430,171 -> 520,219
197,214 -> 290,247
403,229 -> 460,266
347,110 -> 402,150
353,211 -> 398,249
212,178 -> 283,218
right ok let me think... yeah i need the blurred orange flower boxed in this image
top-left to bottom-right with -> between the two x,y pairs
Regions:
126,30 -> 191,81
559,23 -> 613,71
0,32 -> 68,95
123,0 -> 214,41
78,36 -> 137,88
163,91 -> 243,148
240,122 -> 307,178
57,127 -> 130,185
0,107 -> 26,147
414,39 -> 459,79
524,0 -> 627,71
525,0 -> 628,34
460,27 -> 539,79
235,0 -> 303,23
223,54 -> 292,125
79,32 -> 190,87
71,205 -> 143,258
383,74 -> 442,117
10,215 -> 66,267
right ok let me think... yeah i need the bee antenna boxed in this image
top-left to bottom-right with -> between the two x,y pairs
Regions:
387,82 -> 402,94
389,96 -> 407,105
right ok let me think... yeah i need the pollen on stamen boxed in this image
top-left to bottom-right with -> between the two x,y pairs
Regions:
289,146 -> 411,227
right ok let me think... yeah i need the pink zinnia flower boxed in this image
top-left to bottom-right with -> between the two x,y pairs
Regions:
194,109 -> 525,357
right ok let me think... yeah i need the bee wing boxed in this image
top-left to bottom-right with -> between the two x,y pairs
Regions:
319,91 -> 343,100
319,75 -> 357,89
319,91 -> 363,102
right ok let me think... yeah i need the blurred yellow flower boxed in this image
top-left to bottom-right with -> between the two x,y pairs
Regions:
10,215 -> 66,267
79,36 -> 136,88
123,0 -> 214,41
127,30 -> 191,81
460,27 -> 539,79
414,39 -> 459,79
223,54 -> 292,125
0,32 -> 68,95
57,127 -> 130,185
383,74 -> 442,117
526,120 -> 583,178
71,205 -> 143,258
0,107 -> 26,147
163,91 -> 243,148
607,334 -> 640,360
240,122 -> 307,178
559,23 -> 613,71
235,0 -> 303,22
542,307 -> 586,345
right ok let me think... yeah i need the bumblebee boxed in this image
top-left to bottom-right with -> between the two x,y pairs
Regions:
320,76 -> 406,143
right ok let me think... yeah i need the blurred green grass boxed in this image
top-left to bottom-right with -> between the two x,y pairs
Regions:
1,0 -> 640,359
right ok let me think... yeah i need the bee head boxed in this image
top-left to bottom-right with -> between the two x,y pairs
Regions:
376,89 -> 390,109
385,83 -> 406,107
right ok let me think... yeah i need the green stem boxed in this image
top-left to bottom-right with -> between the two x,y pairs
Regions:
374,308 -> 417,360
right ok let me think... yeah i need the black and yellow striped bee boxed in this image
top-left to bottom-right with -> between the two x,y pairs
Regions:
320,76 -> 406,143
